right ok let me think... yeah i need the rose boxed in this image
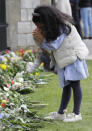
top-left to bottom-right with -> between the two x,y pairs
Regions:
11,80 -> 14,85
1,103 -> 6,107
19,49 -> 24,57
19,49 -> 24,54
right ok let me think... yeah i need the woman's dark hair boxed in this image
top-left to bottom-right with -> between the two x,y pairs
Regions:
32,5 -> 74,42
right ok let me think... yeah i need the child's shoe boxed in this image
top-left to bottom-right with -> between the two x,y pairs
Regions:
44,112 -> 66,120
63,113 -> 82,122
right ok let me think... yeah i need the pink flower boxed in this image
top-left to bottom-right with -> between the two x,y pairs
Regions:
32,49 -> 38,53
5,50 -> 10,53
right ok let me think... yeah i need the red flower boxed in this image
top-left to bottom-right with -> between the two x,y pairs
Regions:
1,103 -> 6,107
19,49 -> 24,54
19,49 -> 24,57
5,49 -> 10,53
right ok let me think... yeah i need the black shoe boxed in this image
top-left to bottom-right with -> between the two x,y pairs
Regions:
89,37 -> 92,39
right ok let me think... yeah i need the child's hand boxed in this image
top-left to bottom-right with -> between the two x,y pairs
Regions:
32,28 -> 44,44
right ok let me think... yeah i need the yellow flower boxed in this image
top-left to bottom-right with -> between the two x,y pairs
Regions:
35,72 -> 39,76
40,62 -> 44,67
25,50 -> 31,53
0,64 -> 7,70
18,82 -> 22,87
1,100 -> 7,104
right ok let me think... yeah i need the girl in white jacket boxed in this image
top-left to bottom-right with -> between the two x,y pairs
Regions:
31,5 -> 89,122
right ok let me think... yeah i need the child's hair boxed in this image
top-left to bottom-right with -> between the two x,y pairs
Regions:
32,5 -> 74,42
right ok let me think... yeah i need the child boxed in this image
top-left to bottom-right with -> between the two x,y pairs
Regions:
32,5 -> 89,122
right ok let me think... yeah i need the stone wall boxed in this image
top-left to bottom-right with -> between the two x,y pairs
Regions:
40,0 -> 51,5
17,0 -> 40,49
6,0 -> 51,50
6,0 -> 21,50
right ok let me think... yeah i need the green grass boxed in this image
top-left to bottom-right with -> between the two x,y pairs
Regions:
31,60 -> 92,131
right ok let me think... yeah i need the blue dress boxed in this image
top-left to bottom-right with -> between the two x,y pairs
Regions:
41,32 -> 89,88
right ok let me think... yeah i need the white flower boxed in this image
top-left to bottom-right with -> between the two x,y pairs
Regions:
26,62 -> 34,72
13,82 -> 22,87
10,52 -> 17,57
18,78 -> 24,83
19,104 -> 29,112
3,87 -> 9,91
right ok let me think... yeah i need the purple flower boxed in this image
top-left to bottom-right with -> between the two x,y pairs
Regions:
0,112 -> 10,119
0,56 -> 3,61
0,112 -> 4,119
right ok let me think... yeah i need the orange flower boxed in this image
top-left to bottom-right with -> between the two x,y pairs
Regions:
40,62 -> 44,67
11,80 -> 14,85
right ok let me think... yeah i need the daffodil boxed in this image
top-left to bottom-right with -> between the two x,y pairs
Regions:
35,72 -> 39,76
0,64 -> 7,70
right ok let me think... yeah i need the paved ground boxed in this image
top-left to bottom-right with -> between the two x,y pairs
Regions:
83,39 -> 92,60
